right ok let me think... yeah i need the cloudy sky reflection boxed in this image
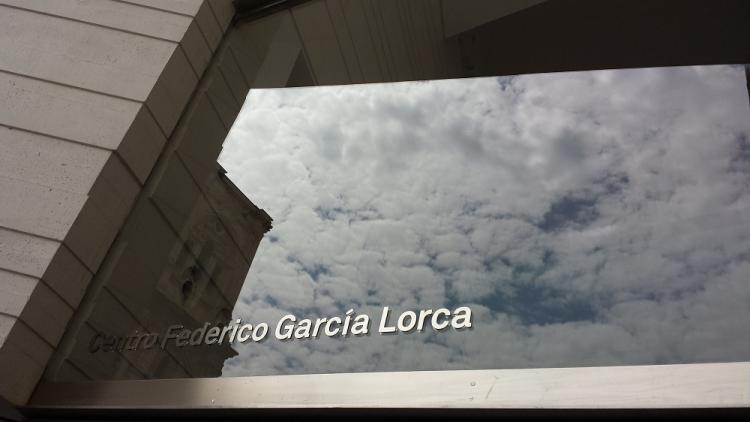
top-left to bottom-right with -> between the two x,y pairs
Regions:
219,65 -> 750,376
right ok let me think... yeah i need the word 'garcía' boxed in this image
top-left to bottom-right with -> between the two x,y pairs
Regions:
88,306 -> 473,353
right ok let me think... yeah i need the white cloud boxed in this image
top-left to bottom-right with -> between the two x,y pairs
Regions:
219,65 -> 750,376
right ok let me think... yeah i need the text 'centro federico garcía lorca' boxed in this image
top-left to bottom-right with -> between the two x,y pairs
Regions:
88,306 -> 473,353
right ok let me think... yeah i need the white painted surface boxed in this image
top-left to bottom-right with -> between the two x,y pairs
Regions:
30,362 -> 750,409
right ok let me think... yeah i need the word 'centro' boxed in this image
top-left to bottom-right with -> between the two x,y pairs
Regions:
88,306 -> 473,353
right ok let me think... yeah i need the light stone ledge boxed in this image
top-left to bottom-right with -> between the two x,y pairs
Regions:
182,21 -> 214,79
195,0 -> 223,51
0,315 -> 53,404
0,5 -> 177,102
0,228 -> 59,279
117,106 -> 168,185
216,49 -> 250,105
18,282 -> 74,348
64,154 -> 140,273
0,0 -> 236,407
0,71 -> 141,151
120,0 -> 203,17
208,0 -> 234,32
0,0 -> 193,42
145,46 -> 199,137
0,176 -> 87,241
0,125 -> 110,195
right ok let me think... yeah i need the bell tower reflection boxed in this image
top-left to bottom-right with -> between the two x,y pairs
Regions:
45,157 -> 272,381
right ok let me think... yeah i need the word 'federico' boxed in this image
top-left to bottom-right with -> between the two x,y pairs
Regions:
89,306 -> 473,353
